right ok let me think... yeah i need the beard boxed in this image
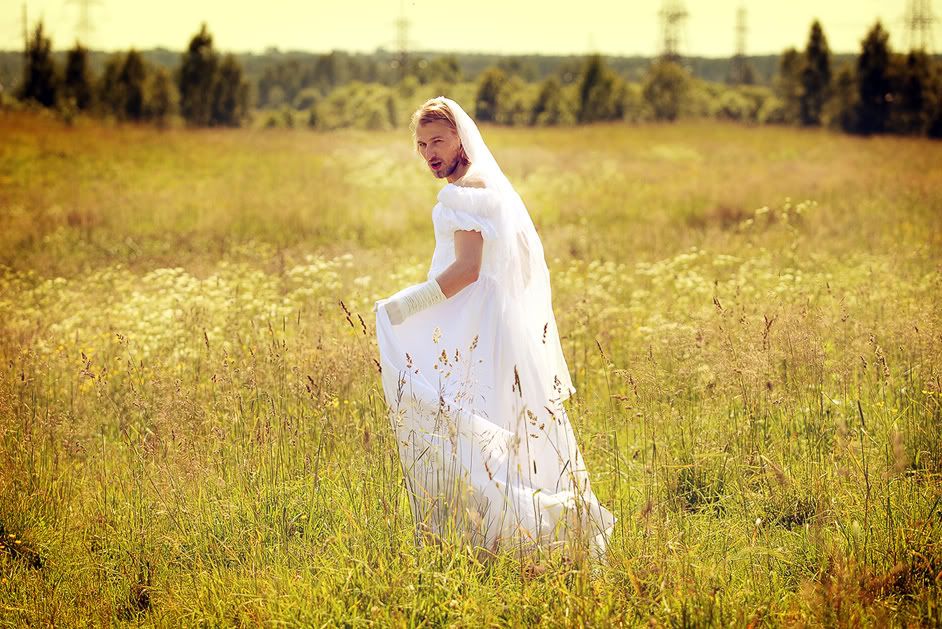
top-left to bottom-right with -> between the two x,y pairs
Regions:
436,154 -> 461,178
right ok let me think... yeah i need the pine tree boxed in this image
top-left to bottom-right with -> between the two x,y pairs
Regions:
856,21 -> 892,135
824,63 -> 858,133
178,23 -> 219,126
119,50 -> 147,120
211,54 -> 248,126
889,51 -> 931,135
927,64 -> 942,139
799,20 -> 831,126
97,54 -> 124,116
17,21 -> 58,107
63,43 -> 94,111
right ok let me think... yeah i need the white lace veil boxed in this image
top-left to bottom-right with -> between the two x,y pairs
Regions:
435,96 -> 576,403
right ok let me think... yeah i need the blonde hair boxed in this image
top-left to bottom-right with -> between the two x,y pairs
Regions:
410,97 -> 470,165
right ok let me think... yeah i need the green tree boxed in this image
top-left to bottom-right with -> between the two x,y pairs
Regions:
577,54 -> 619,123
178,23 -> 219,126
313,51 -> 351,90
888,51 -> 931,135
496,58 -> 537,82
927,64 -> 942,139
496,75 -> 529,125
799,20 -> 831,126
426,55 -> 462,84
118,49 -> 147,120
530,76 -> 564,125
615,81 -> 644,123
642,60 -> 690,122
97,54 -> 123,116
211,54 -> 249,127
856,21 -> 892,134
62,43 -> 93,110
757,96 -> 787,124
475,67 -> 506,123
716,89 -> 752,121
557,58 -> 584,85
775,47 -> 803,124
611,79 -> 635,121
17,21 -> 58,107
146,67 -> 178,128
823,63 -> 858,132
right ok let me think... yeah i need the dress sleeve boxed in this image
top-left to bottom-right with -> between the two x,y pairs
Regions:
436,184 -> 500,241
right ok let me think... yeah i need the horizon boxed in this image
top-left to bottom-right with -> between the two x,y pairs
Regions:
2,1 -> 933,59
0,45 -> 894,61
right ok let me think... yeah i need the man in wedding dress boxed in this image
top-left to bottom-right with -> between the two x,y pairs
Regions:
374,97 -> 616,568
381,100 -> 487,321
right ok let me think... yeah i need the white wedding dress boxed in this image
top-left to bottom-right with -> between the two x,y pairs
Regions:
375,177 -> 616,561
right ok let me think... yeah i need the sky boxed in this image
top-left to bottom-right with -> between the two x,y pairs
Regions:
1,1 -> 932,57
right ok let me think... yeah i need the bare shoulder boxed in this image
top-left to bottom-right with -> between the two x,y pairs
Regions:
455,176 -> 487,189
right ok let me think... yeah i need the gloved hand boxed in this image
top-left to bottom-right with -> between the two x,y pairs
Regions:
376,279 -> 447,325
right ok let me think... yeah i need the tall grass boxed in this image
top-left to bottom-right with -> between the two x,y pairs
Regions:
1,110 -> 940,625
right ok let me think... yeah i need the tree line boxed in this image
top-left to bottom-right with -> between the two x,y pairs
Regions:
14,22 -> 248,127
776,20 -> 942,136
8,18 -> 941,139
462,19 -> 942,138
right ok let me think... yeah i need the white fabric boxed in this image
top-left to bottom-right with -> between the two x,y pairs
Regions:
375,96 -> 616,561
384,278 -> 446,325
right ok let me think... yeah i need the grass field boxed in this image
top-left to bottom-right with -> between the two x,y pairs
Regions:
1,109 -> 940,626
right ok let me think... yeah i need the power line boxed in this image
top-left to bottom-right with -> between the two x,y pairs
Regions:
730,5 -> 748,83
377,1 -> 417,78
394,0 -> 412,78
904,0 -> 937,52
735,6 -> 747,59
65,0 -> 102,47
658,0 -> 688,63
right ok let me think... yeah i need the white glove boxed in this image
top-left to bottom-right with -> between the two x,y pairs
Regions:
380,279 -> 447,325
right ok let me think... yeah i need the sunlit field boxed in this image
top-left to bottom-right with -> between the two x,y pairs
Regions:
1,109 -> 940,626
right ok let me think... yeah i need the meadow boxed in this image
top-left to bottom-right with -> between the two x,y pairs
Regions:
0,109 -> 940,626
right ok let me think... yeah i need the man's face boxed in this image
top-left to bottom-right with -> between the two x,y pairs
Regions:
415,120 -> 464,179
